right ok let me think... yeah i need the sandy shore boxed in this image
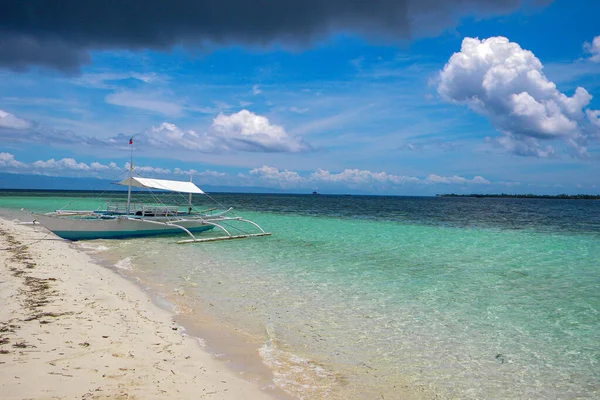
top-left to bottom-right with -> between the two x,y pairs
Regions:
0,216 -> 282,400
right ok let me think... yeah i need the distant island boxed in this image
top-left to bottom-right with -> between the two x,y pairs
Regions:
437,193 -> 600,200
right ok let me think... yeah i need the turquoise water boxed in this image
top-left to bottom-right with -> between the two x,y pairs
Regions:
2,191 -> 599,399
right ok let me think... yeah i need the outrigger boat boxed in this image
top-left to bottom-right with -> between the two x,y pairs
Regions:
31,168 -> 271,244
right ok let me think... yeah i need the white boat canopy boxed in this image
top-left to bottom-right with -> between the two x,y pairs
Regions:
117,177 -> 205,194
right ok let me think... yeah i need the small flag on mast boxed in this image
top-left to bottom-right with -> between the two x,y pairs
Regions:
129,137 -> 133,145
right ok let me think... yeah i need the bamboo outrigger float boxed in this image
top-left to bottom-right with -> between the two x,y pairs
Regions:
31,161 -> 271,243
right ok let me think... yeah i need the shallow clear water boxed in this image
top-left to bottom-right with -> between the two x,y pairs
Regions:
2,191 -> 599,399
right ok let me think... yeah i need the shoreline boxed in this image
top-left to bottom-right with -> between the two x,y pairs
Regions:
0,215 -> 287,399
80,243 -> 294,399
0,208 -> 439,400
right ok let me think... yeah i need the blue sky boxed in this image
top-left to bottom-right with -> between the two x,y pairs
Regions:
1,0 -> 599,195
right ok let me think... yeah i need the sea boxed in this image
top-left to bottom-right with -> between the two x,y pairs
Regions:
1,190 -> 599,399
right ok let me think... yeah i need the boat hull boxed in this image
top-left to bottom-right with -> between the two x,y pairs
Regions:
33,214 -> 214,240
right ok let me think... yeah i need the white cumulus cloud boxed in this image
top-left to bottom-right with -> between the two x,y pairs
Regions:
137,110 -> 310,153
0,152 -> 27,168
33,158 -> 92,171
587,109 -> 600,129
211,110 -> 309,152
584,35 -> 600,62
135,165 -> 172,175
142,122 -> 217,151
249,166 -> 304,188
438,36 -> 599,157
28,157 -> 120,175
32,158 -> 112,171
90,161 -> 119,171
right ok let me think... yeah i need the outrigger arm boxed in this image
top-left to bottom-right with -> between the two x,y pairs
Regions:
176,217 -> 271,244
176,232 -> 272,244
126,216 -> 271,244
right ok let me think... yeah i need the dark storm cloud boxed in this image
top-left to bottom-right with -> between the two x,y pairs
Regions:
0,0 -> 549,71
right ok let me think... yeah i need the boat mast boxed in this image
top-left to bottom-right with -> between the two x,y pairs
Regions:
188,175 -> 193,213
126,137 -> 133,215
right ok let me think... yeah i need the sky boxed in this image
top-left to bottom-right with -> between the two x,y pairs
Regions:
1,0 -> 599,195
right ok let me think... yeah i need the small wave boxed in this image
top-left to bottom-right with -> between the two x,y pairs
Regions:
77,242 -> 110,252
259,327 -> 334,399
114,257 -> 133,270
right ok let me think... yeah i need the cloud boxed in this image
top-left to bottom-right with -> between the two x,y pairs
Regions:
487,134 -> 556,158
425,174 -> 490,184
289,107 -> 309,114
210,110 -> 310,152
137,123 -> 215,152
0,109 -> 31,129
105,91 -> 183,117
249,165 -> 489,189
1,156 -> 120,176
174,168 -> 227,178
125,163 -> 171,175
402,140 -> 457,152
213,101 -> 233,110
252,85 -> 262,95
0,1 -> 547,71
0,109 -> 310,154
0,34 -> 89,72
74,72 -> 165,89
0,113 -> 109,148
0,152 -> 495,192
0,109 -> 108,150
125,110 -> 310,153
30,158 -> 178,177
33,157 -> 104,172
587,109 -> 600,130
310,168 -> 420,185
584,35 -> 600,62
188,106 -> 221,114
438,36 -> 599,158
0,152 -> 167,177
90,161 -> 119,171
0,152 -> 26,168
249,165 -> 304,187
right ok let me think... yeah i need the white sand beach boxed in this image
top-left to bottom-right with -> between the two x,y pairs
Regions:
0,216 -> 282,400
